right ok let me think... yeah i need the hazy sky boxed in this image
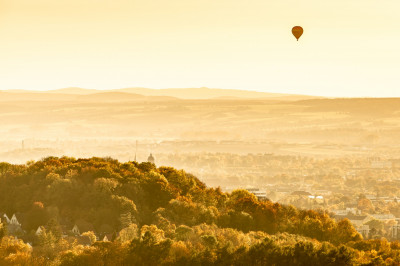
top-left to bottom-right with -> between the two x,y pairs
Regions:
0,0 -> 399,97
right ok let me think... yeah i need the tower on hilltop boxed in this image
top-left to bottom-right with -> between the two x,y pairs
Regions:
147,153 -> 155,164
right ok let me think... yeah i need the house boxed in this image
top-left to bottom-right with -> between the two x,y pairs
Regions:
308,195 -> 324,203
10,214 -> 21,226
314,190 -> 331,196
71,225 -> 80,235
371,160 -> 392,169
371,214 -> 396,221
291,191 -> 311,196
2,213 -> 23,235
272,187 -> 292,201
390,223 -> 400,239
334,214 -> 371,227
1,213 -> 24,226
391,225 -> 400,239
349,216 -> 371,227
254,192 -> 268,201
102,233 -> 113,242
35,226 -> 44,236
332,208 -> 361,216
71,220 -> 95,236
246,188 -> 268,201
356,225 -> 370,238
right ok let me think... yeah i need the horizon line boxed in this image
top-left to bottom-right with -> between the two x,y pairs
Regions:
0,86 -> 394,99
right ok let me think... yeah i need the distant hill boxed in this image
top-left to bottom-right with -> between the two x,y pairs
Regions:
294,97 -> 400,116
0,91 -> 178,102
0,91 -> 77,102
49,87 -> 100,95
2,87 -> 320,101
76,92 -> 146,102
116,87 -> 320,100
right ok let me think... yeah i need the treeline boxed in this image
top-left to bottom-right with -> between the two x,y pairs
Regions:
0,157 -> 398,265
1,224 -> 400,265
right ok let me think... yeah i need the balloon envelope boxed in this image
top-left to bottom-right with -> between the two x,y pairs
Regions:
292,26 -> 303,41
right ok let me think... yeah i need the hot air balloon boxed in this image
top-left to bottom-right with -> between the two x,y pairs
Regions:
292,26 -> 303,41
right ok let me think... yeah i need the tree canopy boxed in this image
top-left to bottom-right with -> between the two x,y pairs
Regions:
0,157 -> 398,265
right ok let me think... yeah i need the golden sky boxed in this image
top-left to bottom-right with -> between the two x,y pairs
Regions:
0,0 -> 399,96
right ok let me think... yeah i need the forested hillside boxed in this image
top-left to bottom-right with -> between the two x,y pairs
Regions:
0,157 -> 398,265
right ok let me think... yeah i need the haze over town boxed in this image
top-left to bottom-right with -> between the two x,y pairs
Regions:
2,0 -> 400,264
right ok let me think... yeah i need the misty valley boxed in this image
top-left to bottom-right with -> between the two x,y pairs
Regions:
0,89 -> 400,264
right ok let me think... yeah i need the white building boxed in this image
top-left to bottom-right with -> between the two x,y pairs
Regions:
371,160 -> 392,169
332,208 -> 360,216
71,225 -> 80,235
35,226 -> 44,236
334,214 -> 371,227
371,214 -> 396,221
391,225 -> 400,239
10,214 -> 21,226
357,225 -> 370,238
246,188 -> 268,201
2,214 -> 21,226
